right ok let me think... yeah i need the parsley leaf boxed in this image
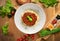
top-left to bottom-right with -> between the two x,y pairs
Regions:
0,0 -> 13,18
39,0 -> 59,7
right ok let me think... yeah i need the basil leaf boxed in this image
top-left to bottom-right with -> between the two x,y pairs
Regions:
2,23 -> 8,35
27,16 -> 32,22
39,28 -> 60,37
0,0 -> 13,18
39,0 -> 58,7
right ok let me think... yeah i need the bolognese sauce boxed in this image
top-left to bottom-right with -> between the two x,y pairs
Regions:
22,12 -> 37,26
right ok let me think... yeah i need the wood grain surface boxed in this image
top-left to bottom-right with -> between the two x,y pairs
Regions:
0,0 -> 60,41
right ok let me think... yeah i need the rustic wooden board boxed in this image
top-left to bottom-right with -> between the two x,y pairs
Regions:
0,0 -> 60,41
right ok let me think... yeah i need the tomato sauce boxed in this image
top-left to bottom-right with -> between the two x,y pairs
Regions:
22,12 -> 37,26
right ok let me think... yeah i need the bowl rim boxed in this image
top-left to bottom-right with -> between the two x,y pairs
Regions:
14,3 -> 46,34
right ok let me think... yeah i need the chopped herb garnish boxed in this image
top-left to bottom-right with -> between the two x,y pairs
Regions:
27,16 -> 32,22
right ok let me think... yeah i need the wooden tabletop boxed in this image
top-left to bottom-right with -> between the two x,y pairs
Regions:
0,0 -> 60,41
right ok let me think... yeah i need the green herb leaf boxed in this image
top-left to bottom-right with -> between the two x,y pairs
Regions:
2,22 -> 9,35
27,16 -> 32,22
0,0 -> 13,18
39,28 -> 60,37
39,0 -> 59,7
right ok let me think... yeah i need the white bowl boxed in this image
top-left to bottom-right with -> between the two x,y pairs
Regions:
14,3 -> 46,34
